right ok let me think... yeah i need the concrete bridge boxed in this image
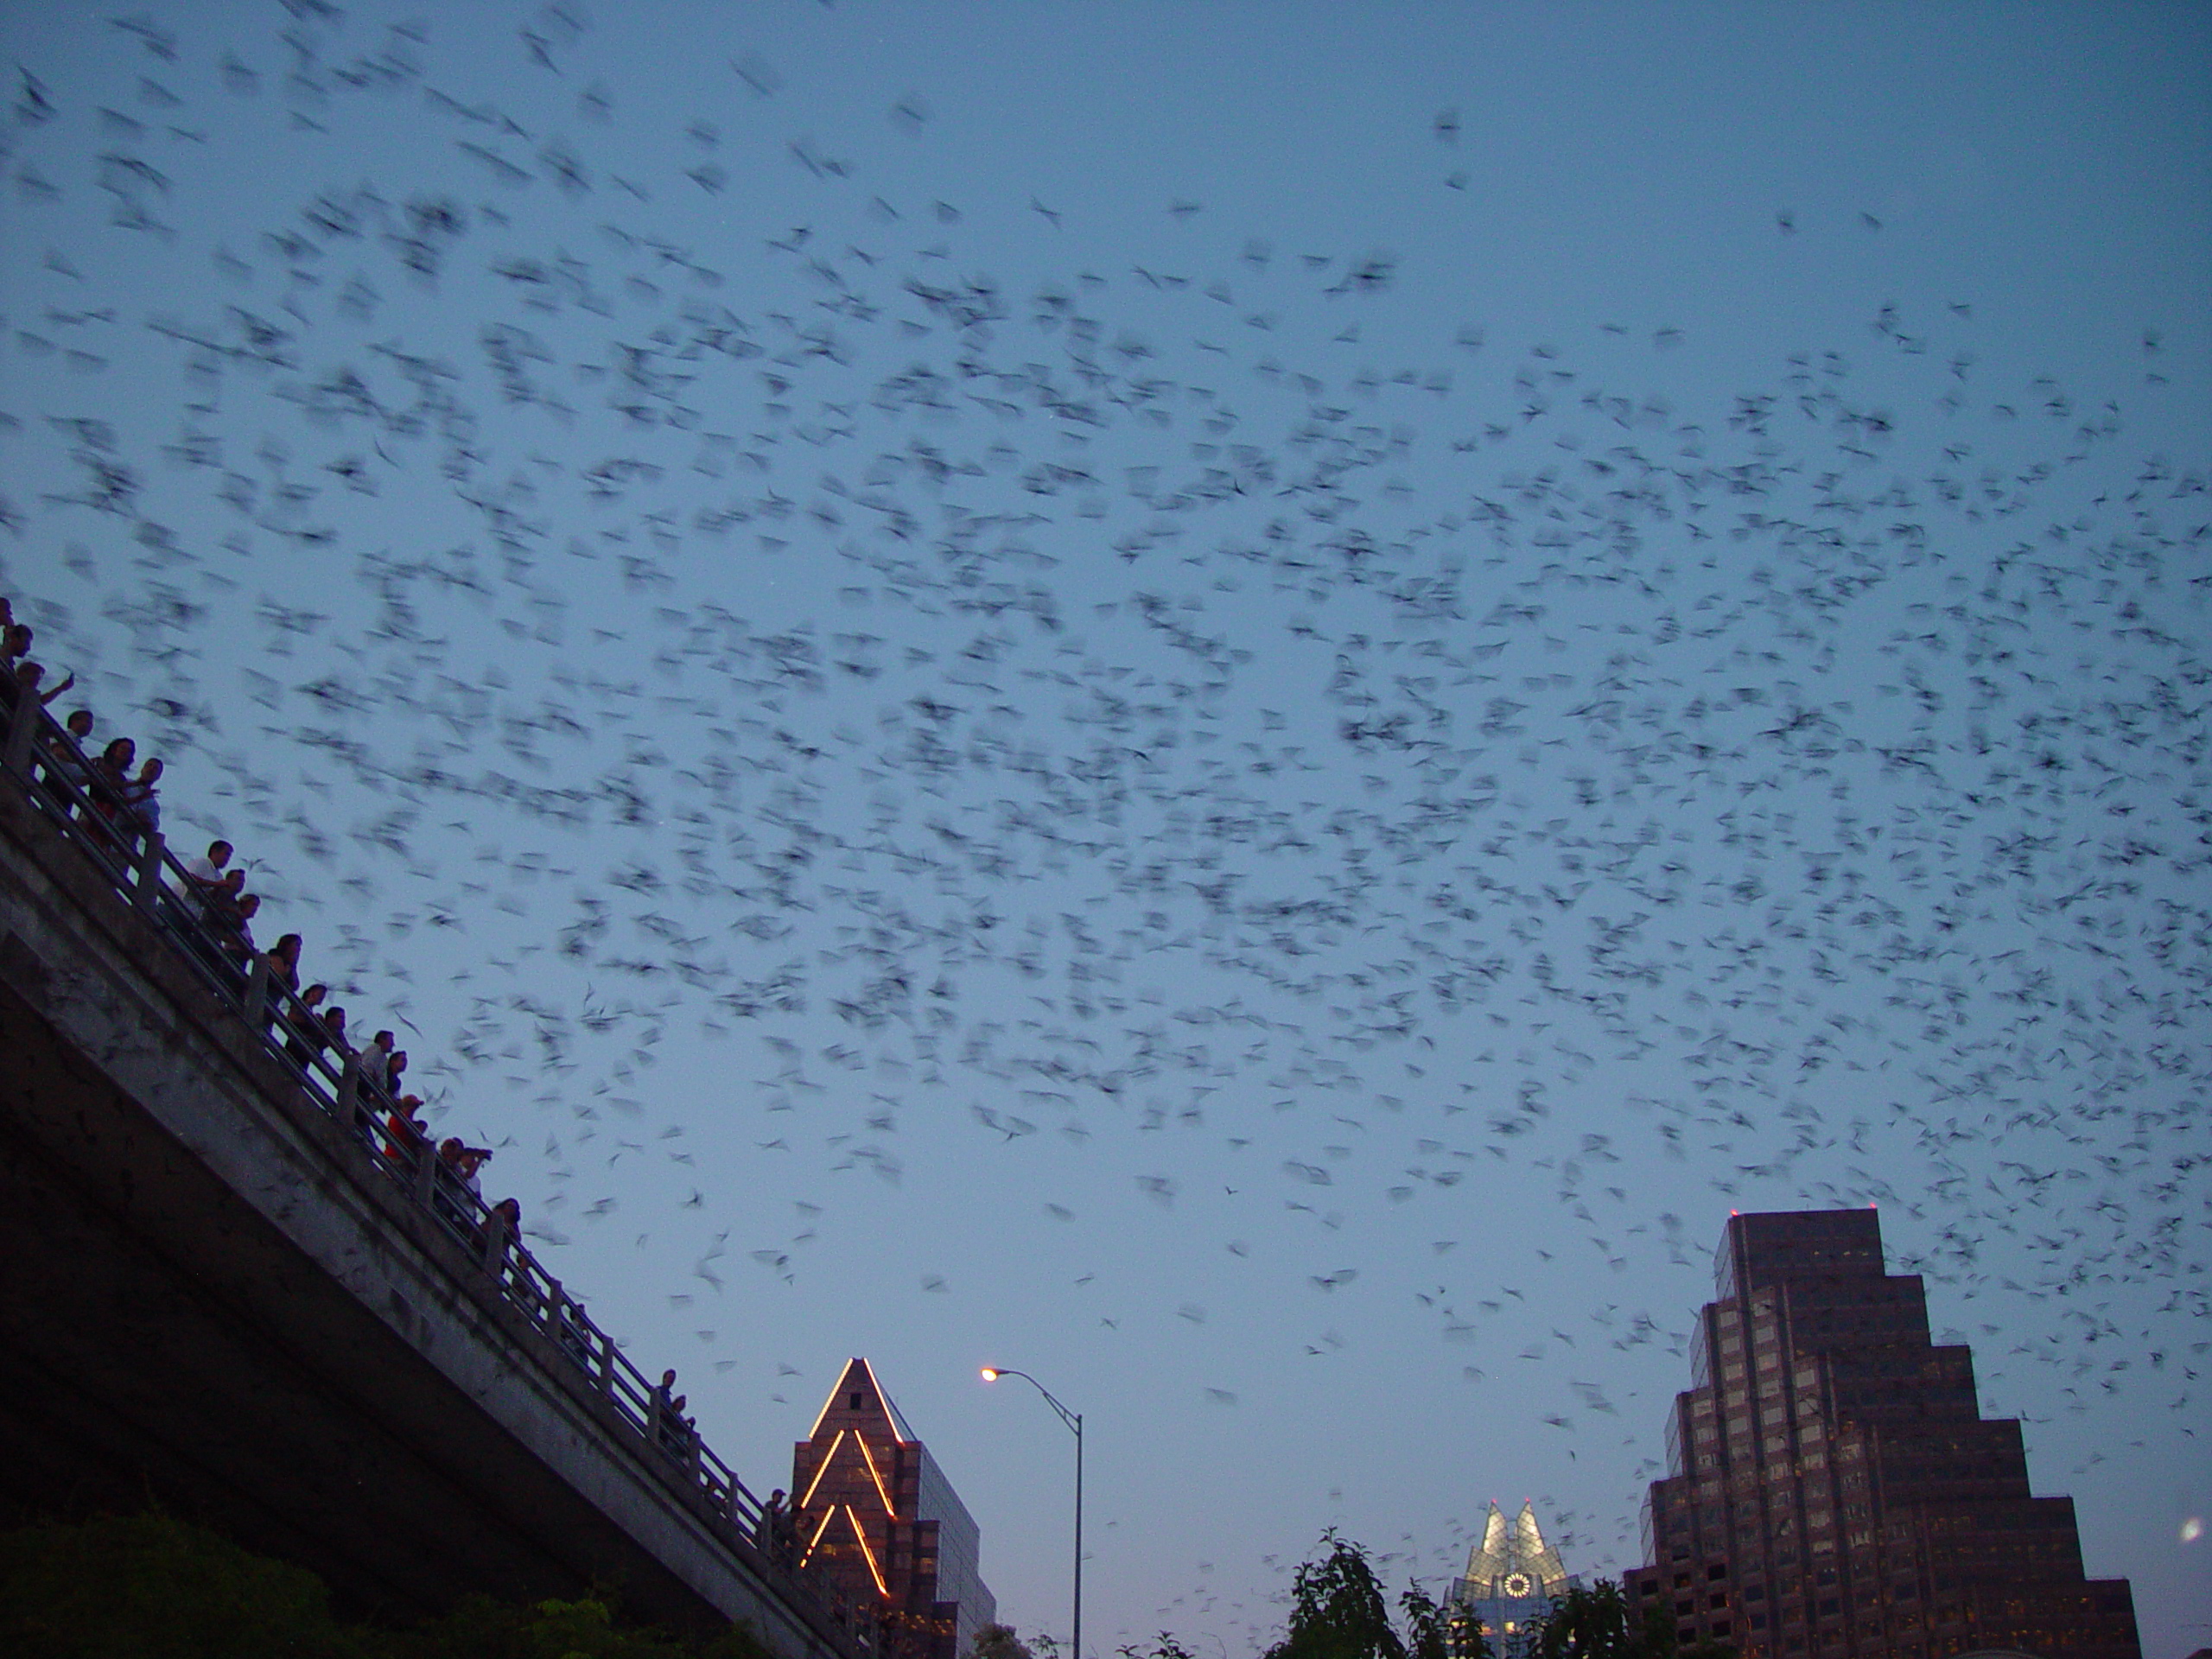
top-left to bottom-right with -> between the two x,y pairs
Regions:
0,708 -> 872,1656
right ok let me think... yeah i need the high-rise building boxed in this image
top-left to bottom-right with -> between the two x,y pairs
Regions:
793,1357 -> 997,1659
1623,1210 -> 2139,1659
1444,1500 -> 1579,1659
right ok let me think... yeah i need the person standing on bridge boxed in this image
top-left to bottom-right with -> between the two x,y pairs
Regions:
264,934 -> 302,1001
35,708 -> 95,807
181,837 -> 232,889
2,636 -> 77,716
432,1137 -> 482,1230
117,755 -> 162,847
476,1195 -> 523,1282
385,1094 -> 430,1170
557,1296 -> 594,1371
83,736 -> 134,849
760,1489 -> 795,1567
282,982 -> 328,1070
652,1369 -> 683,1452
358,1029 -> 394,1098
218,893 -> 261,985
441,1139 -> 490,1198
194,868 -> 246,964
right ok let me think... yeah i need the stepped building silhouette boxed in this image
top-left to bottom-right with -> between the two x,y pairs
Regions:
1623,1210 -> 2139,1659
792,1359 -> 995,1659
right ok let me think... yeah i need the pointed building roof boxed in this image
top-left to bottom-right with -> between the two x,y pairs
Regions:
1464,1504 -> 1511,1584
791,1356 -> 996,1659
804,1356 -> 917,1444
1460,1501 -> 1570,1597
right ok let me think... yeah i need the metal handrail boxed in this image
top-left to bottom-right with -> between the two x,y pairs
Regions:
0,677 -> 872,1653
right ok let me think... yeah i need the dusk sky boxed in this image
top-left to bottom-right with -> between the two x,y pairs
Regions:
1,3 -> 2207,1656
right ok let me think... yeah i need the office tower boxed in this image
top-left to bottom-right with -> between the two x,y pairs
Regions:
794,1357 -> 997,1659
1624,1210 -> 2139,1659
1444,1500 -> 1579,1659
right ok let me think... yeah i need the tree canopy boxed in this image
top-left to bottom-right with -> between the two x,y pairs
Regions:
0,1513 -> 777,1659
1263,1531 -> 1405,1659
971,1624 -> 1039,1659
1257,1532 -> 1484,1659
1398,1578 -> 1465,1659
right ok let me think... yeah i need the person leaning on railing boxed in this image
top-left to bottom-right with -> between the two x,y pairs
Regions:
37,709 -> 96,803
216,893 -> 261,986
3,658 -> 78,727
264,934 -> 302,1016
195,863 -> 245,932
653,1376 -> 698,1462
0,611 -> 78,713
0,593 -> 762,1545
383,1093 -> 431,1166
182,868 -> 262,995
82,736 -> 135,848
769,1491 -> 792,1567
556,1295 -> 594,1371
116,755 -> 162,846
484,1195 -> 522,1271
180,836 -> 232,891
357,1028 -> 395,1098
652,1368 -> 680,1440
321,1003 -> 353,1070
282,982 -> 330,1067
432,1139 -> 491,1231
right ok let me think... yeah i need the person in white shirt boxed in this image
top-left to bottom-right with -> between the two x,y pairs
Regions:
182,838 -> 232,888
358,1030 -> 395,1095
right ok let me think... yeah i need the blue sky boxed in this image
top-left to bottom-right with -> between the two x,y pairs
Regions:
2,3 -> 2207,1655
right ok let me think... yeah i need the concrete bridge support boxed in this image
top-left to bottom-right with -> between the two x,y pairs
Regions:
0,782 -> 861,1656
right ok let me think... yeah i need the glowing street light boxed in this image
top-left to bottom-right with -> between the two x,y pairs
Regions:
981,1366 -> 1083,1659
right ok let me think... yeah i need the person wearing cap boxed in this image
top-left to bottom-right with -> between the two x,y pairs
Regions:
457,1145 -> 491,1195
438,1137 -> 491,1198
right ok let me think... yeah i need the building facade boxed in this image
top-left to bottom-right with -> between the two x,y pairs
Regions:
1444,1501 -> 1578,1659
793,1357 -> 996,1659
1624,1210 -> 2139,1659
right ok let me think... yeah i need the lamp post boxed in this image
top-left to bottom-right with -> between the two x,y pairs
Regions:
981,1366 -> 1082,1659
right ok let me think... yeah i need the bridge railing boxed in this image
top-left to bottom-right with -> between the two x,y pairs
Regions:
0,679 -> 874,1655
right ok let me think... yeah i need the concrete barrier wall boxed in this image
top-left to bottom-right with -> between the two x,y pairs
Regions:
0,784 -> 861,1656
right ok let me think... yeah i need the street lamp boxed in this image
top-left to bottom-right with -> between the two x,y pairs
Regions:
981,1366 -> 1083,1659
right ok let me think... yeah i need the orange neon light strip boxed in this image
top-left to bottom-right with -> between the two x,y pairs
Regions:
803,1361 -> 862,1440
846,1505 -> 889,1597
799,1506 -> 837,1567
804,1357 -> 890,1440
854,1432 -> 896,1515
798,1428 -> 846,1509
